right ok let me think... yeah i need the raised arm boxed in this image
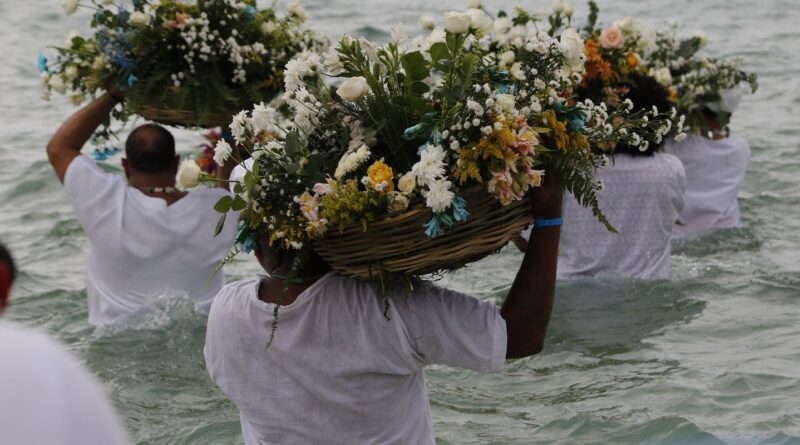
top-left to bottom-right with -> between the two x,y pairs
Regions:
502,176 -> 563,359
46,93 -> 121,183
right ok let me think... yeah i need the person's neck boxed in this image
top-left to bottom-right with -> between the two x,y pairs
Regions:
702,118 -> 727,141
127,173 -> 177,189
258,264 -> 330,306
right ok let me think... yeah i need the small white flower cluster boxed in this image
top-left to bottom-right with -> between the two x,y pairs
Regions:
335,144 -> 371,179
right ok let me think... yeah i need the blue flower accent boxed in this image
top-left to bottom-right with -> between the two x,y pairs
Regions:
236,222 -> 257,254
424,198 -> 470,238
402,112 -> 438,141
554,101 -> 587,132
127,73 -> 138,87
244,5 -> 258,19
424,215 -> 442,238
91,147 -> 122,161
38,55 -> 48,73
429,127 -> 442,145
451,197 -> 469,222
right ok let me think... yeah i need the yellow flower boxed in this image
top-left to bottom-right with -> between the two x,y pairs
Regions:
367,160 -> 394,192
626,51 -> 639,70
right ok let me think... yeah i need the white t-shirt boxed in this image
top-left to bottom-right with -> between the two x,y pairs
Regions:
665,132 -> 750,238
204,272 -> 507,445
0,321 -> 130,445
64,155 -> 239,326
544,153 -> 685,280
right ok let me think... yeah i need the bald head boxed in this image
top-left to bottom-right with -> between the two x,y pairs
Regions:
125,124 -> 176,173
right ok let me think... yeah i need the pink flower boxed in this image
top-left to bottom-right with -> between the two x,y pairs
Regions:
599,27 -> 625,49
313,182 -> 332,195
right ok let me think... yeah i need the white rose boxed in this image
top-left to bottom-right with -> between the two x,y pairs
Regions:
398,173 -> 417,195
261,21 -> 277,34
467,9 -> 493,34
500,50 -> 515,66
443,11 -> 471,34
175,159 -> 202,190
694,31 -> 708,48
336,76 -> 368,101
509,62 -> 526,81
564,0 -> 574,17
287,3 -> 307,21
552,0 -> 565,13
418,15 -> 436,30
559,28 -> 585,72
49,75 -> 66,95
390,193 -> 410,212
63,65 -> 78,80
652,67 -> 673,86
496,94 -> 516,113
128,11 -> 152,27
62,0 -> 78,16
466,0 -> 481,8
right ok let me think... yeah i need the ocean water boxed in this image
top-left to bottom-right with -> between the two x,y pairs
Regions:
1,0 -> 799,444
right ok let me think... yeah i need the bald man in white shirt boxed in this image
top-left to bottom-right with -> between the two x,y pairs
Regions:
46,93 -> 239,325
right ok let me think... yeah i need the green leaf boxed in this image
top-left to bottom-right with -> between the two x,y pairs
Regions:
284,131 -> 300,158
214,214 -> 226,236
233,183 -> 244,194
429,42 -> 450,64
214,195 -> 233,213
401,51 -> 429,81
243,171 -> 256,191
231,195 -> 247,211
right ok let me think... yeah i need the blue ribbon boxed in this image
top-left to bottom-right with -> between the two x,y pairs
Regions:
423,197 -> 470,238
37,55 -> 48,73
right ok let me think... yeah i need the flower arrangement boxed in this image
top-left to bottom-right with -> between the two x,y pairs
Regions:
40,0 -> 324,148
644,27 -> 757,133
179,3 -> 683,279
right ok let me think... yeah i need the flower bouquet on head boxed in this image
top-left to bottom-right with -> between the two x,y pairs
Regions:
644,28 -> 757,134
40,0 -> 325,151
187,3 -> 678,282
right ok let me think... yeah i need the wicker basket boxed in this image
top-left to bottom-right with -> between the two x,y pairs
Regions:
126,87 -> 258,129
314,186 -> 534,280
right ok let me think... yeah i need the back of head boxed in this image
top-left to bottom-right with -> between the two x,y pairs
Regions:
614,72 -> 673,157
125,124 -> 176,173
0,242 -> 15,312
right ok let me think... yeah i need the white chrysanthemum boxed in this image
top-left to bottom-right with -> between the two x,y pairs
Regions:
334,144 -> 371,179
213,140 -> 233,166
425,179 -> 455,213
250,102 -> 276,134
411,144 -> 446,186
229,110 -> 249,145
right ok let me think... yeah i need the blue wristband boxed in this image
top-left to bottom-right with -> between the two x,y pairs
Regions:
533,217 -> 562,230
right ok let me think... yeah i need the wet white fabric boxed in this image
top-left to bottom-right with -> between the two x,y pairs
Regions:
64,155 -> 239,326
524,153 -> 685,280
0,321 -> 130,445
205,272 -> 507,445
666,133 -> 750,238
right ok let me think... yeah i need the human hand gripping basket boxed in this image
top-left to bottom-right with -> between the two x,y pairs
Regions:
314,187 -> 534,280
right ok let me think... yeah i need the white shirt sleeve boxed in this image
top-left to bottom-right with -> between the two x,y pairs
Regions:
63,155 -> 126,234
393,284 -> 507,373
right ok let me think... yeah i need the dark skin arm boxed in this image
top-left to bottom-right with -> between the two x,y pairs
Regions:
46,93 -> 121,184
502,176 -> 563,359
